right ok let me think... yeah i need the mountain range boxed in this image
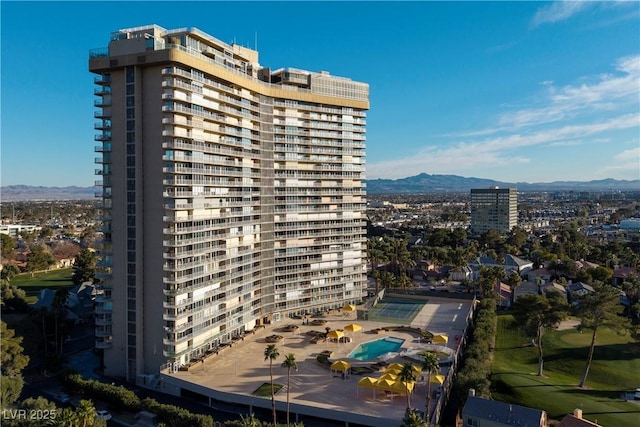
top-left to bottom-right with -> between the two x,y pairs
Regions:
1,174 -> 638,200
365,174 -> 639,193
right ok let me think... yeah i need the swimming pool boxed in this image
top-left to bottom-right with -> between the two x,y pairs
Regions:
348,337 -> 405,361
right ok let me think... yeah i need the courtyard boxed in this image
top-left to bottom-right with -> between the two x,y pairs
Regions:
160,297 -> 474,426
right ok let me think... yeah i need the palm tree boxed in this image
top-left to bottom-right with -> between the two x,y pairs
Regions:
281,353 -> 298,426
398,363 -> 416,410
76,399 -> 96,427
264,344 -> 280,425
506,270 -> 522,306
419,352 -> 440,427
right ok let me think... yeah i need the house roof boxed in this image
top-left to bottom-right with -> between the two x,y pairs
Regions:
504,254 -> 533,268
574,260 -> 599,270
514,281 -> 539,297
558,414 -> 602,427
462,396 -> 545,426
567,282 -> 595,293
542,282 -> 567,295
528,267 -> 552,278
494,282 -> 511,301
612,266 -> 637,279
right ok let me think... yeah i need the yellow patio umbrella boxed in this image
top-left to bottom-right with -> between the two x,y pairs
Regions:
342,304 -> 356,312
327,330 -> 344,340
356,376 -> 379,398
386,363 -> 404,371
330,360 -> 351,371
391,379 -> 415,394
374,378 -> 396,391
379,372 -> 398,381
432,334 -> 448,344
344,323 -> 362,332
357,376 -> 378,388
385,366 -> 402,376
429,374 -> 445,385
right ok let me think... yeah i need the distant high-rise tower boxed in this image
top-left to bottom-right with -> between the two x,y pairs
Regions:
89,25 -> 369,380
470,187 -> 517,234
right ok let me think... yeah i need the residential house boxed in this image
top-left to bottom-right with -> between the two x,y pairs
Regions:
567,281 -> 594,299
514,280 -> 540,301
611,266 -> 638,287
494,281 -> 512,309
541,282 -> 568,302
34,282 -> 96,325
462,392 -> 547,427
504,254 -> 534,276
528,267 -> 553,284
558,409 -> 602,427
449,265 -> 473,282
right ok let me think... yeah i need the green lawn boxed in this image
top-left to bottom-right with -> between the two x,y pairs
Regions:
11,268 -> 75,302
492,314 -> 640,427
252,383 -> 283,397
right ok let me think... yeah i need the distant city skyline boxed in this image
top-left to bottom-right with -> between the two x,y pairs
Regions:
2,1 -> 639,187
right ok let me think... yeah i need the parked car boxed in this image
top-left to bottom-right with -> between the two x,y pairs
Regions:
96,410 -> 112,421
634,388 -> 640,400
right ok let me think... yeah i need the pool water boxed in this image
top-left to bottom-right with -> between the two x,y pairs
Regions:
348,337 -> 405,361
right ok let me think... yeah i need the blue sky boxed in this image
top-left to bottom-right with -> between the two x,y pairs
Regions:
1,1 -> 639,187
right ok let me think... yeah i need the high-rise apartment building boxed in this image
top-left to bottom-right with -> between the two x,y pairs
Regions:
470,187 -> 517,234
89,25 -> 369,380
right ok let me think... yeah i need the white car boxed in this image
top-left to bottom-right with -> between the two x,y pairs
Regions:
634,388 -> 640,400
96,410 -> 112,421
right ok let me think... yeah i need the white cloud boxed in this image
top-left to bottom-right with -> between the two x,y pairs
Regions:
368,114 -> 639,180
532,1 -> 593,27
499,55 -> 640,129
368,55 -> 640,181
613,146 -> 640,161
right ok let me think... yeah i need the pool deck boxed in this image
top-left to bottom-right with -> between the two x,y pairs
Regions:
160,297 -> 473,426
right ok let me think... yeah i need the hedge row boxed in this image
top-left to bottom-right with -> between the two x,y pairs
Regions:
63,373 -> 214,427
450,297 -> 497,407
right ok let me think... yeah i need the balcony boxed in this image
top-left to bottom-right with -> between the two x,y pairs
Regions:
94,121 -> 111,130
94,87 -> 111,96
95,339 -> 113,349
94,74 -> 111,85
94,317 -> 112,326
95,134 -> 111,141
94,110 -> 111,118
94,99 -> 111,107
95,143 -> 112,152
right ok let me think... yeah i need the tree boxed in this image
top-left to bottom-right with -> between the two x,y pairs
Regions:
264,344 -> 280,426
52,288 -> 70,358
76,399 -> 97,427
25,244 -> 55,272
419,352 -> 440,427
72,248 -> 96,285
506,270 -> 522,306
398,363 -> 416,410
400,408 -> 426,427
513,291 -> 568,376
1,234 -> 15,261
576,285 -> 632,387
0,263 -> 20,282
1,322 -> 29,408
478,266 -> 506,297
281,353 -> 298,427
